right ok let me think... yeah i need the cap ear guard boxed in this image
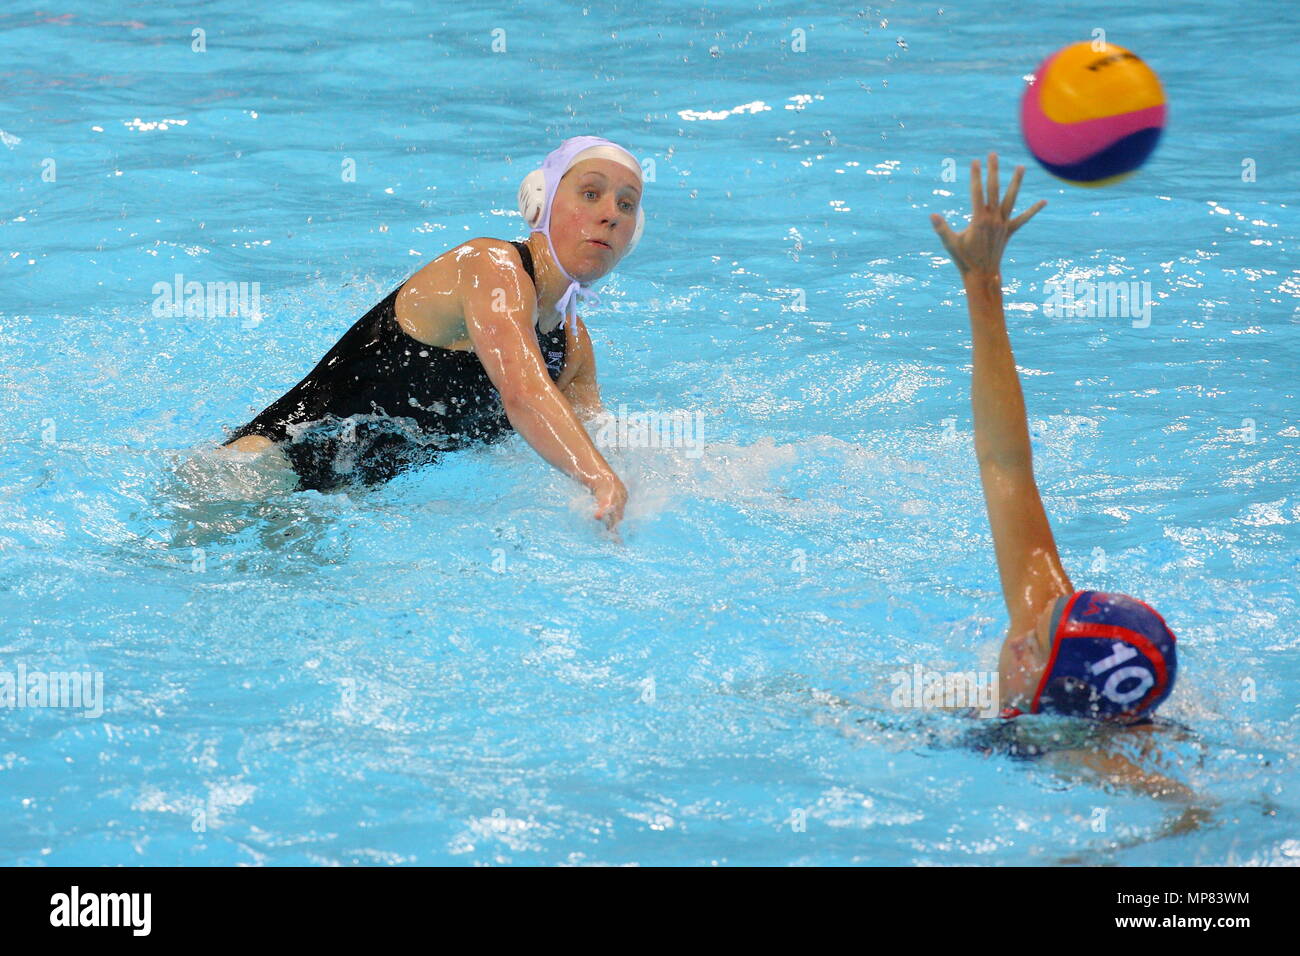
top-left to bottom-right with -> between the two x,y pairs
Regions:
516,168 -> 645,255
518,169 -> 547,229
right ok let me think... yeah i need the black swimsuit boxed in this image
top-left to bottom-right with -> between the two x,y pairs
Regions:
224,240 -> 565,491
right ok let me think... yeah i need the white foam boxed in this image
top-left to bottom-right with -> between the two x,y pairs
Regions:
172,442 -> 300,501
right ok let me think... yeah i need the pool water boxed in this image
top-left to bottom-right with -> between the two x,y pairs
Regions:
1,1 -> 1296,865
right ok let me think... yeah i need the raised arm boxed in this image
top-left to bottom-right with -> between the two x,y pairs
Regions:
930,154 -> 1071,636
460,244 -> 626,530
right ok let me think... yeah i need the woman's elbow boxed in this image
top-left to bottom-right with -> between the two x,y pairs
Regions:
500,377 -> 557,420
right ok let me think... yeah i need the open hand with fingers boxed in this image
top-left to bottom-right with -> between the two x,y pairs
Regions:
930,152 -> 1046,278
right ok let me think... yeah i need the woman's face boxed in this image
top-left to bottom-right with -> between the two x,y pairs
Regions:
547,158 -> 642,282
997,600 -> 1058,710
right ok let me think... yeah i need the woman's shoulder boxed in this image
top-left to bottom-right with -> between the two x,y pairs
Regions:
400,238 -> 527,304
403,238 -> 522,282
448,237 -> 525,268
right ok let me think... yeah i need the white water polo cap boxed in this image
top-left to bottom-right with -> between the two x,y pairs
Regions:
517,136 -> 645,333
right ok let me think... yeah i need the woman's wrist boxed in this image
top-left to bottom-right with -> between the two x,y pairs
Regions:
963,267 -> 1003,291
589,465 -> 620,491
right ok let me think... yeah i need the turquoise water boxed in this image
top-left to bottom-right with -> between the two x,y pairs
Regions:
1,1 -> 1296,865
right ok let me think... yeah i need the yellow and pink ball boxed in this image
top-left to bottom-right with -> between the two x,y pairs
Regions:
1020,41 -> 1167,187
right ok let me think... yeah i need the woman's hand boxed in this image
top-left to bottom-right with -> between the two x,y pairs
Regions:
930,152 -> 1046,278
592,472 -> 627,531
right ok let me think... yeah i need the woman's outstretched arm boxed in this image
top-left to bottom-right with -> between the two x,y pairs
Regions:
931,153 -> 1071,636
459,244 -> 627,530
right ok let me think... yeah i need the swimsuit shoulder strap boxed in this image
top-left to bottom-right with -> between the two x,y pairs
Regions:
509,239 -> 537,291
509,239 -> 562,347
